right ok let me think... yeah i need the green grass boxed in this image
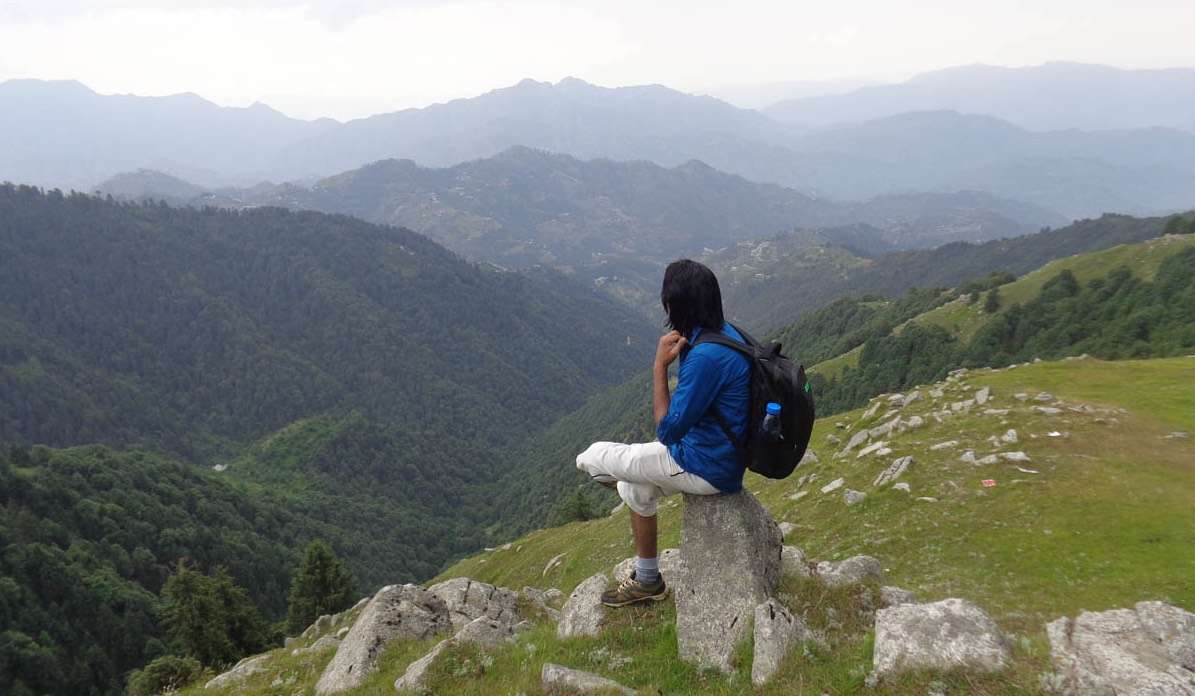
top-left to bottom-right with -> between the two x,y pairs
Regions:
186,357 -> 1195,695
913,235 -> 1195,342
810,345 -> 861,380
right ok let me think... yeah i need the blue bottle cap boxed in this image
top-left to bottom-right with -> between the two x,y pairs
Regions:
766,402 -> 782,415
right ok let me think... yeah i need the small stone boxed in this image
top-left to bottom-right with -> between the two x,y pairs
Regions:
557,573 -> 607,639
880,586 -> 917,606
821,477 -> 845,494
1035,406 -> 1063,415
892,482 -> 911,493
984,408 -> 1010,416
844,489 -> 867,506
976,454 -> 1000,465
900,415 -> 925,431
960,450 -> 977,464
1001,429 -> 1019,444
801,449 -> 820,464
815,556 -> 884,587
393,640 -> 452,692
929,388 -> 944,399
752,599 -> 817,685
873,456 -> 913,488
857,440 -> 889,458
1035,392 -> 1054,402
916,497 -> 938,503
540,663 -> 634,695
788,490 -> 809,502
781,546 -> 812,578
975,387 -> 991,405
1000,451 -> 1031,462
841,430 -> 871,454
778,522 -> 796,538
1014,393 -> 1029,401
902,391 -> 922,408
930,440 -> 958,451
1164,432 -> 1190,440
542,553 -> 566,577
205,655 -> 269,690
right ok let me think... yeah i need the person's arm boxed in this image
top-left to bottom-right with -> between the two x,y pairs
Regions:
656,349 -> 724,445
652,331 -> 685,424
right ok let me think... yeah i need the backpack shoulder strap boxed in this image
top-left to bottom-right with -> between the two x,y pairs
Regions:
691,330 -> 753,357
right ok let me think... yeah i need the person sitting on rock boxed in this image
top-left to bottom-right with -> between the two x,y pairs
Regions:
576,259 -> 750,607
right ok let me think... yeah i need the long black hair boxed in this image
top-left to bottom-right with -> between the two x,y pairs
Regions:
661,259 -> 726,337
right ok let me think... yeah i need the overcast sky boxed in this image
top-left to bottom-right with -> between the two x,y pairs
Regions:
2,0 -> 1194,121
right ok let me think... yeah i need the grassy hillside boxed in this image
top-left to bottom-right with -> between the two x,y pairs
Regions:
913,234 -> 1195,342
187,357 -> 1195,695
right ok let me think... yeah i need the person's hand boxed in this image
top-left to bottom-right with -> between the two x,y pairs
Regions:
654,330 -> 687,370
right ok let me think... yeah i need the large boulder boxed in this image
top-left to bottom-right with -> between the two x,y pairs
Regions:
752,599 -> 817,686
1046,601 -> 1195,695
426,577 -> 519,630
675,491 -> 782,672
316,584 -> 449,695
873,598 -> 1010,678
540,663 -> 635,695
557,573 -> 608,639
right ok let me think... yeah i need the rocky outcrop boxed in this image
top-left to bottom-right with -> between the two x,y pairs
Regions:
873,456 -> 913,488
815,555 -> 884,587
880,586 -> 917,607
316,584 -> 449,695
675,491 -> 782,672
205,655 -> 269,690
292,634 -> 341,656
1045,601 -> 1195,695
557,573 -> 608,639
427,577 -> 519,630
523,586 -> 564,621
873,598 -> 1010,678
752,599 -> 816,686
540,663 -> 635,695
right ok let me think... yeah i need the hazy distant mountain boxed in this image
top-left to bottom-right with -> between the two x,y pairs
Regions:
273,77 -> 797,179
699,78 -> 877,110
766,63 -> 1195,132
786,111 -> 1195,217
0,79 -> 336,190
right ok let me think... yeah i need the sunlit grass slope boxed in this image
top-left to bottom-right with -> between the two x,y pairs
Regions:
188,356 -> 1195,695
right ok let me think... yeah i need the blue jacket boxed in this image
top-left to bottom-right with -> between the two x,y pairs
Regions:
655,323 -> 750,492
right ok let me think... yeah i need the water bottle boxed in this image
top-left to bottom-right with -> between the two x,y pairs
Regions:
761,402 -> 783,442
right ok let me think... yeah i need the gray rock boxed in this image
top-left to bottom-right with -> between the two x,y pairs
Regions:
1035,392 -> 1055,402
858,441 -> 888,458
455,616 -> 516,648
1001,451 -> 1031,462
1036,406 -> 1064,415
302,613 -> 335,640
976,454 -> 1000,465
873,456 -> 913,488
815,556 -> 884,587
393,639 -> 452,692
752,599 -> 816,686
781,546 -> 812,578
778,521 -> 796,538
557,573 -> 608,639
1046,601 -> 1195,695
902,391 -> 923,408
205,654 -> 269,690
801,449 -> 820,464
930,440 -> 959,451
892,483 -> 911,493
869,416 -> 902,440
842,429 -> 871,453
873,598 -> 1010,678
540,663 -> 635,695
880,586 -> 917,607
788,490 -> 808,502
315,584 -> 449,695
292,634 -> 341,656
427,577 -> 519,630
1001,429 -> 1019,444
901,415 -> 925,431
844,489 -> 867,506
975,387 -> 991,405
929,388 -> 945,399
821,477 -> 845,494
675,491 -> 782,672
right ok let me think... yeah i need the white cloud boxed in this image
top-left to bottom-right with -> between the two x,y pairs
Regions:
2,0 -> 1194,120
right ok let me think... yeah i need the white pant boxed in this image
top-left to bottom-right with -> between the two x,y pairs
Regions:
575,441 -> 719,517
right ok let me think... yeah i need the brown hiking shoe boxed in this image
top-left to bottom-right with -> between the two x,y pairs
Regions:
600,572 -> 668,607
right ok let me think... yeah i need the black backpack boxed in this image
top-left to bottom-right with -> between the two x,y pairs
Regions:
692,323 -> 816,479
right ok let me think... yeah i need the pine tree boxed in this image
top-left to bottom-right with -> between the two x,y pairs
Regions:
984,288 -> 1002,314
160,563 -> 269,667
286,540 -> 355,635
